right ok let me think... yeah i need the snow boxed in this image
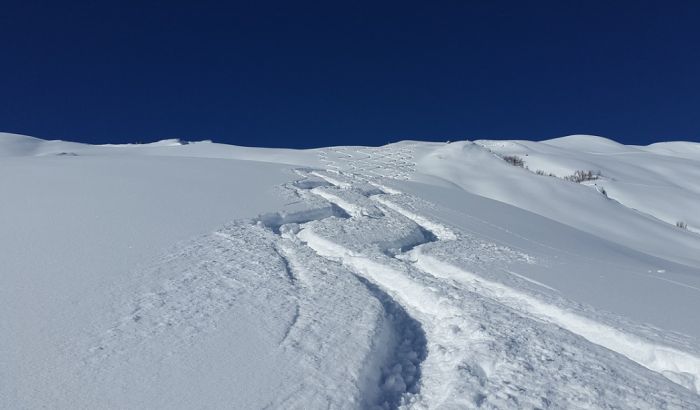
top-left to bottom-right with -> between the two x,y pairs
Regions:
2,132 -> 700,408
417,139 -> 700,267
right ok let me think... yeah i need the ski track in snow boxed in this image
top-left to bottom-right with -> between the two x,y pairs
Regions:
84,144 -> 700,409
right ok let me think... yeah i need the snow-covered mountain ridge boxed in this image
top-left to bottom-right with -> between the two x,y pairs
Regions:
2,132 -> 699,408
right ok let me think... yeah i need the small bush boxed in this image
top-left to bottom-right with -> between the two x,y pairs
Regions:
503,155 -> 525,167
564,170 -> 601,183
676,221 -> 688,229
535,169 -> 557,177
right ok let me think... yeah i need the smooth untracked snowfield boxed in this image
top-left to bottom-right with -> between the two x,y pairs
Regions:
2,132 -> 700,409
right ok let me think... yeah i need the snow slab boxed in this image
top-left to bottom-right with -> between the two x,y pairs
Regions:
2,132 -> 700,408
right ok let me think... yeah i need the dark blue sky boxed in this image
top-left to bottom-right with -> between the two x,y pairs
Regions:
2,1 -> 699,148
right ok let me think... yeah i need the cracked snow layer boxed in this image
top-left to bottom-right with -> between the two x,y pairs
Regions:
262,236 -> 392,409
310,186 -> 385,219
411,247 -> 700,394
381,190 -> 700,395
85,215 -> 416,409
292,168 -> 700,408
266,224 -> 428,409
83,162 -> 700,409
297,204 -> 700,408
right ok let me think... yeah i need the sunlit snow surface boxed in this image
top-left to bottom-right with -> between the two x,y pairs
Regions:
2,133 -> 700,408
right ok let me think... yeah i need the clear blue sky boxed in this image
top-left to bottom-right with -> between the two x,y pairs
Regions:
2,1 -> 699,147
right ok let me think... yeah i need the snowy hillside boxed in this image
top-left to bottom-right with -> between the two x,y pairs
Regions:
2,132 -> 700,409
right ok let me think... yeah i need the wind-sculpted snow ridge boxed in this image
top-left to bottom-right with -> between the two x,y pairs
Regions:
286,167 -> 700,408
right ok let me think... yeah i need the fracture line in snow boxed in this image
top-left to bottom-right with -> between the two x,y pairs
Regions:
254,165 -> 700,408
352,170 -> 700,393
284,241 -> 426,409
503,269 -> 558,292
370,195 -> 457,241
310,187 -> 377,219
412,251 -> 700,393
298,230 -> 452,317
309,170 -> 352,189
367,180 -> 403,195
366,183 -> 700,394
300,166 -> 700,396
295,228 -> 474,409
253,194 -> 429,408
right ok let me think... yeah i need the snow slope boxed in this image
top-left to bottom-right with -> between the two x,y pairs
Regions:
1,132 -> 699,408
473,136 -> 700,241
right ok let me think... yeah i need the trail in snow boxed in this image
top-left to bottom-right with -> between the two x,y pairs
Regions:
286,166 -> 700,408
364,188 -> 700,393
83,179 -> 427,409
81,143 -> 700,409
